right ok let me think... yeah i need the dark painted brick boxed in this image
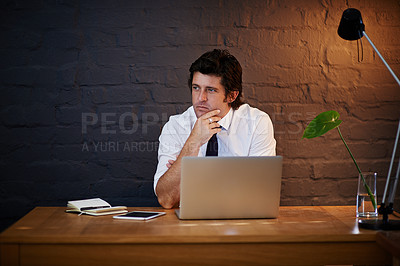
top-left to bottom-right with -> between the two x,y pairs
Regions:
56,106 -> 85,125
56,65 -> 79,88
0,30 -> 42,49
54,126 -> 84,144
82,30 -> 118,48
77,65 -> 129,86
81,85 -> 146,105
79,8 -> 143,29
151,86 -> 191,104
29,49 -> 79,67
53,144 -> 94,161
0,49 -> 31,68
7,144 -> 53,163
42,30 -> 83,49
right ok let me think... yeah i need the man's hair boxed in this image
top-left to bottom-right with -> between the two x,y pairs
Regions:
188,49 -> 244,110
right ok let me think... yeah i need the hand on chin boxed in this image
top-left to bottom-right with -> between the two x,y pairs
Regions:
195,106 -> 211,118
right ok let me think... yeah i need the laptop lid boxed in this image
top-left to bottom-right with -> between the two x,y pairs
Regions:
177,156 -> 282,220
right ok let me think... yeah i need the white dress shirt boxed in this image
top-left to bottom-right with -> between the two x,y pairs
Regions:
153,103 -> 276,192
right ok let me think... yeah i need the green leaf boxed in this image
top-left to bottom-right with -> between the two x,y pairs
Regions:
302,110 -> 343,139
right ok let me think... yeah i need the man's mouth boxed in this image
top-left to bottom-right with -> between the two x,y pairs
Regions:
196,105 -> 209,111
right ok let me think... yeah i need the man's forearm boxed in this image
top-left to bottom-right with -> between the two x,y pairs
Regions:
156,137 -> 202,209
155,161 -> 181,209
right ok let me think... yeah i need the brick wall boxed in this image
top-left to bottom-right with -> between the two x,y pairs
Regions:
1,0 -> 399,231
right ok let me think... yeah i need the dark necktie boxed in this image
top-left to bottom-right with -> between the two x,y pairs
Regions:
206,134 -> 218,156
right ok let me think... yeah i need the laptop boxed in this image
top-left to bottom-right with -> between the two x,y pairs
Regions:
175,156 -> 282,219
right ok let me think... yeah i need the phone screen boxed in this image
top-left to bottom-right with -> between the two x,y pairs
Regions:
113,211 -> 165,220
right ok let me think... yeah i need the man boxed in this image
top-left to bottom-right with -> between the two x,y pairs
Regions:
154,49 -> 276,209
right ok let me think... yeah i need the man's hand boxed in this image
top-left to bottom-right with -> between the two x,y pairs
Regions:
189,109 -> 222,146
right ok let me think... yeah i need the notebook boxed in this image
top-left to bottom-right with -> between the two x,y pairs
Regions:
176,156 -> 283,219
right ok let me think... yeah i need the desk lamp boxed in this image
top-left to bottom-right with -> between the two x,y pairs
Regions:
338,8 -> 400,230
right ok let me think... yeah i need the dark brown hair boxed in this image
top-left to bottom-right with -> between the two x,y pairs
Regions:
188,49 -> 244,110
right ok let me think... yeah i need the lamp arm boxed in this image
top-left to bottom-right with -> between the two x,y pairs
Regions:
362,31 -> 400,88
388,157 -> 400,204
363,32 -> 400,206
382,120 -> 400,204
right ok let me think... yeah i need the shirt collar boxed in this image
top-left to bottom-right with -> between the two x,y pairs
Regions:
188,106 -> 197,129
218,107 -> 233,131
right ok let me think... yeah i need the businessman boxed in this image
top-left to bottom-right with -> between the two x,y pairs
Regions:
154,49 -> 276,208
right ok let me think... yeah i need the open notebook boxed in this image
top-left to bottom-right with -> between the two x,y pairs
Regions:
66,198 -> 127,216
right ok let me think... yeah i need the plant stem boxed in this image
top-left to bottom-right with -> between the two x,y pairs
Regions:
337,127 -> 362,173
336,127 -> 377,210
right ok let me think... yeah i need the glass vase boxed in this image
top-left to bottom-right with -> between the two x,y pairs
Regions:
356,172 -> 378,218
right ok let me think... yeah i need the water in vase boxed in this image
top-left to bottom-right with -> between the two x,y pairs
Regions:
357,193 -> 378,218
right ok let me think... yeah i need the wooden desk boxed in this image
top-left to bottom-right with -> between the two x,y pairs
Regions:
376,231 -> 400,266
0,206 -> 393,266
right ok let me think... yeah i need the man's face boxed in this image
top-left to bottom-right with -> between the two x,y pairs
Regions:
191,72 -> 231,118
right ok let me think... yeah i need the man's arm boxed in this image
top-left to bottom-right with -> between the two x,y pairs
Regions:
155,137 -> 202,209
156,110 -> 222,209
249,114 -> 276,156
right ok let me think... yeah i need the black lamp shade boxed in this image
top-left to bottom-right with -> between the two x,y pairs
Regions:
338,8 -> 365,41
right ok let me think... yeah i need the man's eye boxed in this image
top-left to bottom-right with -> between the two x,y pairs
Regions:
192,86 -> 199,90
208,88 -> 216,92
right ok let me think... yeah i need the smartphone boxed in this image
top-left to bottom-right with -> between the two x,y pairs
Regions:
113,211 -> 166,221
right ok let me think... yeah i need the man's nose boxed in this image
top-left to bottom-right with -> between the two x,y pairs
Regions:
199,90 -> 207,101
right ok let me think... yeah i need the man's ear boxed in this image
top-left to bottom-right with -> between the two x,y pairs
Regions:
228,91 -> 239,103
